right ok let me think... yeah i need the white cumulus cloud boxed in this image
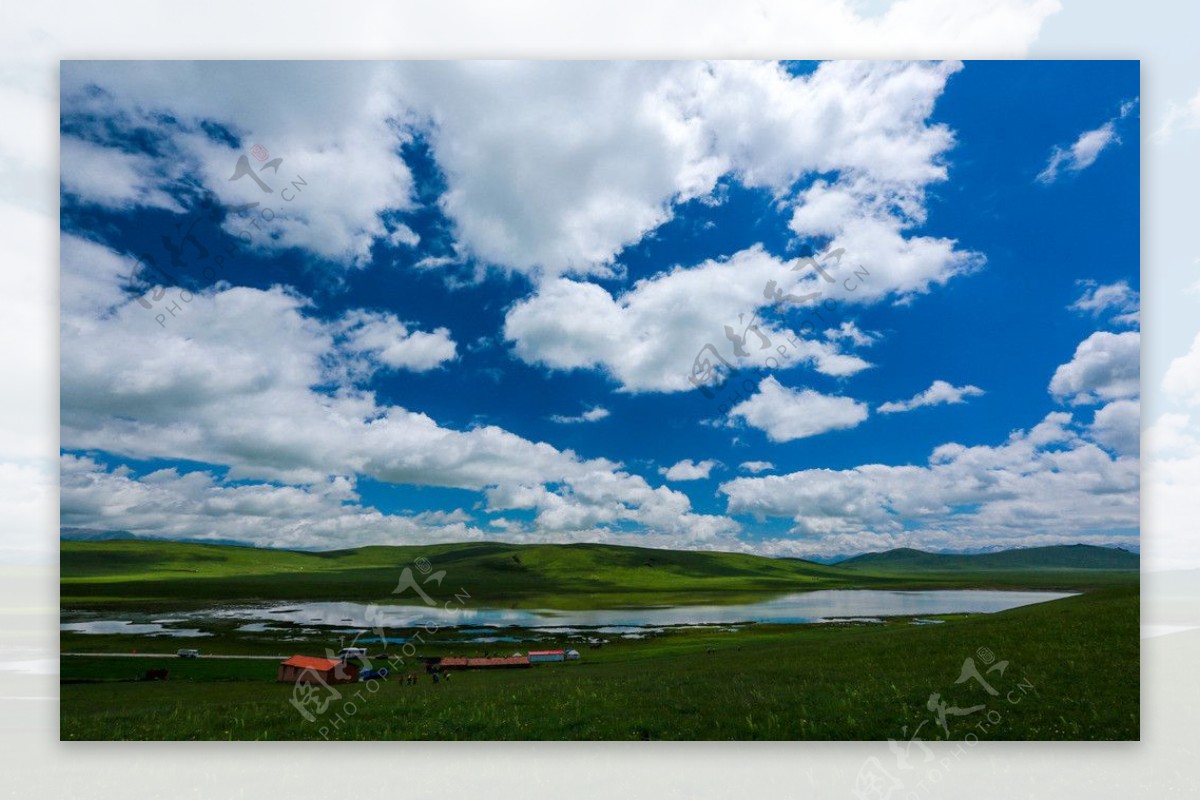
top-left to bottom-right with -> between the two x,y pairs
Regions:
504,246 -> 871,394
660,459 -> 719,481
720,411 -> 1138,558
60,136 -> 184,212
1089,398 -> 1140,457
334,310 -> 458,373
727,377 -> 869,442
1049,330 -> 1140,405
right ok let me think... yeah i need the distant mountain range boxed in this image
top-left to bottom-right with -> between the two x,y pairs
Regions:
833,543 -> 1139,572
59,528 -> 254,548
60,527 -> 138,542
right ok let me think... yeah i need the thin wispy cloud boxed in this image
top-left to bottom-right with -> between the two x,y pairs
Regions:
1038,98 -> 1138,183
878,380 -> 984,414
549,406 -> 611,424
1069,279 -> 1139,327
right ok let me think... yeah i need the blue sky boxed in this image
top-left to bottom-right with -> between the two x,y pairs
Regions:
59,60 -> 1140,559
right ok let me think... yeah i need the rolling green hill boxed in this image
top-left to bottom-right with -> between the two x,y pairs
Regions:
61,539 -> 855,609
60,538 -> 1138,610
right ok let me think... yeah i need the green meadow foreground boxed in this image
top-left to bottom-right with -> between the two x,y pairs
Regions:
60,540 -> 1139,740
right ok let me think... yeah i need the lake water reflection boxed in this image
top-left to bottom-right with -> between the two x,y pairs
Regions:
210,588 -> 1074,629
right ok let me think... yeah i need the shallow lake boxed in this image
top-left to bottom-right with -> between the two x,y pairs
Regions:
209,588 -> 1072,629
61,590 -> 1074,637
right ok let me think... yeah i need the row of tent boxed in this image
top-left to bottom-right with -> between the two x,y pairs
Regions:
278,649 -> 582,683
436,649 -> 582,671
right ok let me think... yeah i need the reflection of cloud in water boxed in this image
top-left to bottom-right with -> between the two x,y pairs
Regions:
206,590 -> 1074,629
60,620 -> 211,637
62,591 -> 1075,639
235,622 -> 285,633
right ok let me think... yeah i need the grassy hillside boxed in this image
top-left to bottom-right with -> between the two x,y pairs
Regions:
61,539 -> 1139,610
62,539 -> 857,609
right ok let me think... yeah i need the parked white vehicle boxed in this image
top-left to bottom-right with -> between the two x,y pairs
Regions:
176,648 -> 200,658
338,647 -> 368,660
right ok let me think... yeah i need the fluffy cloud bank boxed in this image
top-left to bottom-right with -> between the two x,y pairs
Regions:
395,59 -> 983,284
719,321 -> 1141,558
720,411 -> 1137,558
60,235 -> 737,547
503,246 -> 871,394
60,454 -> 484,550
64,59 -> 986,410
63,60 -> 983,290
62,61 -> 417,267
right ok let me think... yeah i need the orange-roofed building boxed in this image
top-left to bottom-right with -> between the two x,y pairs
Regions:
277,655 -> 359,685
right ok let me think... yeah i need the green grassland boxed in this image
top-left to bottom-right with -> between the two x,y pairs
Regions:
59,539 -> 1139,740
61,539 -> 1139,610
60,585 -> 1139,741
